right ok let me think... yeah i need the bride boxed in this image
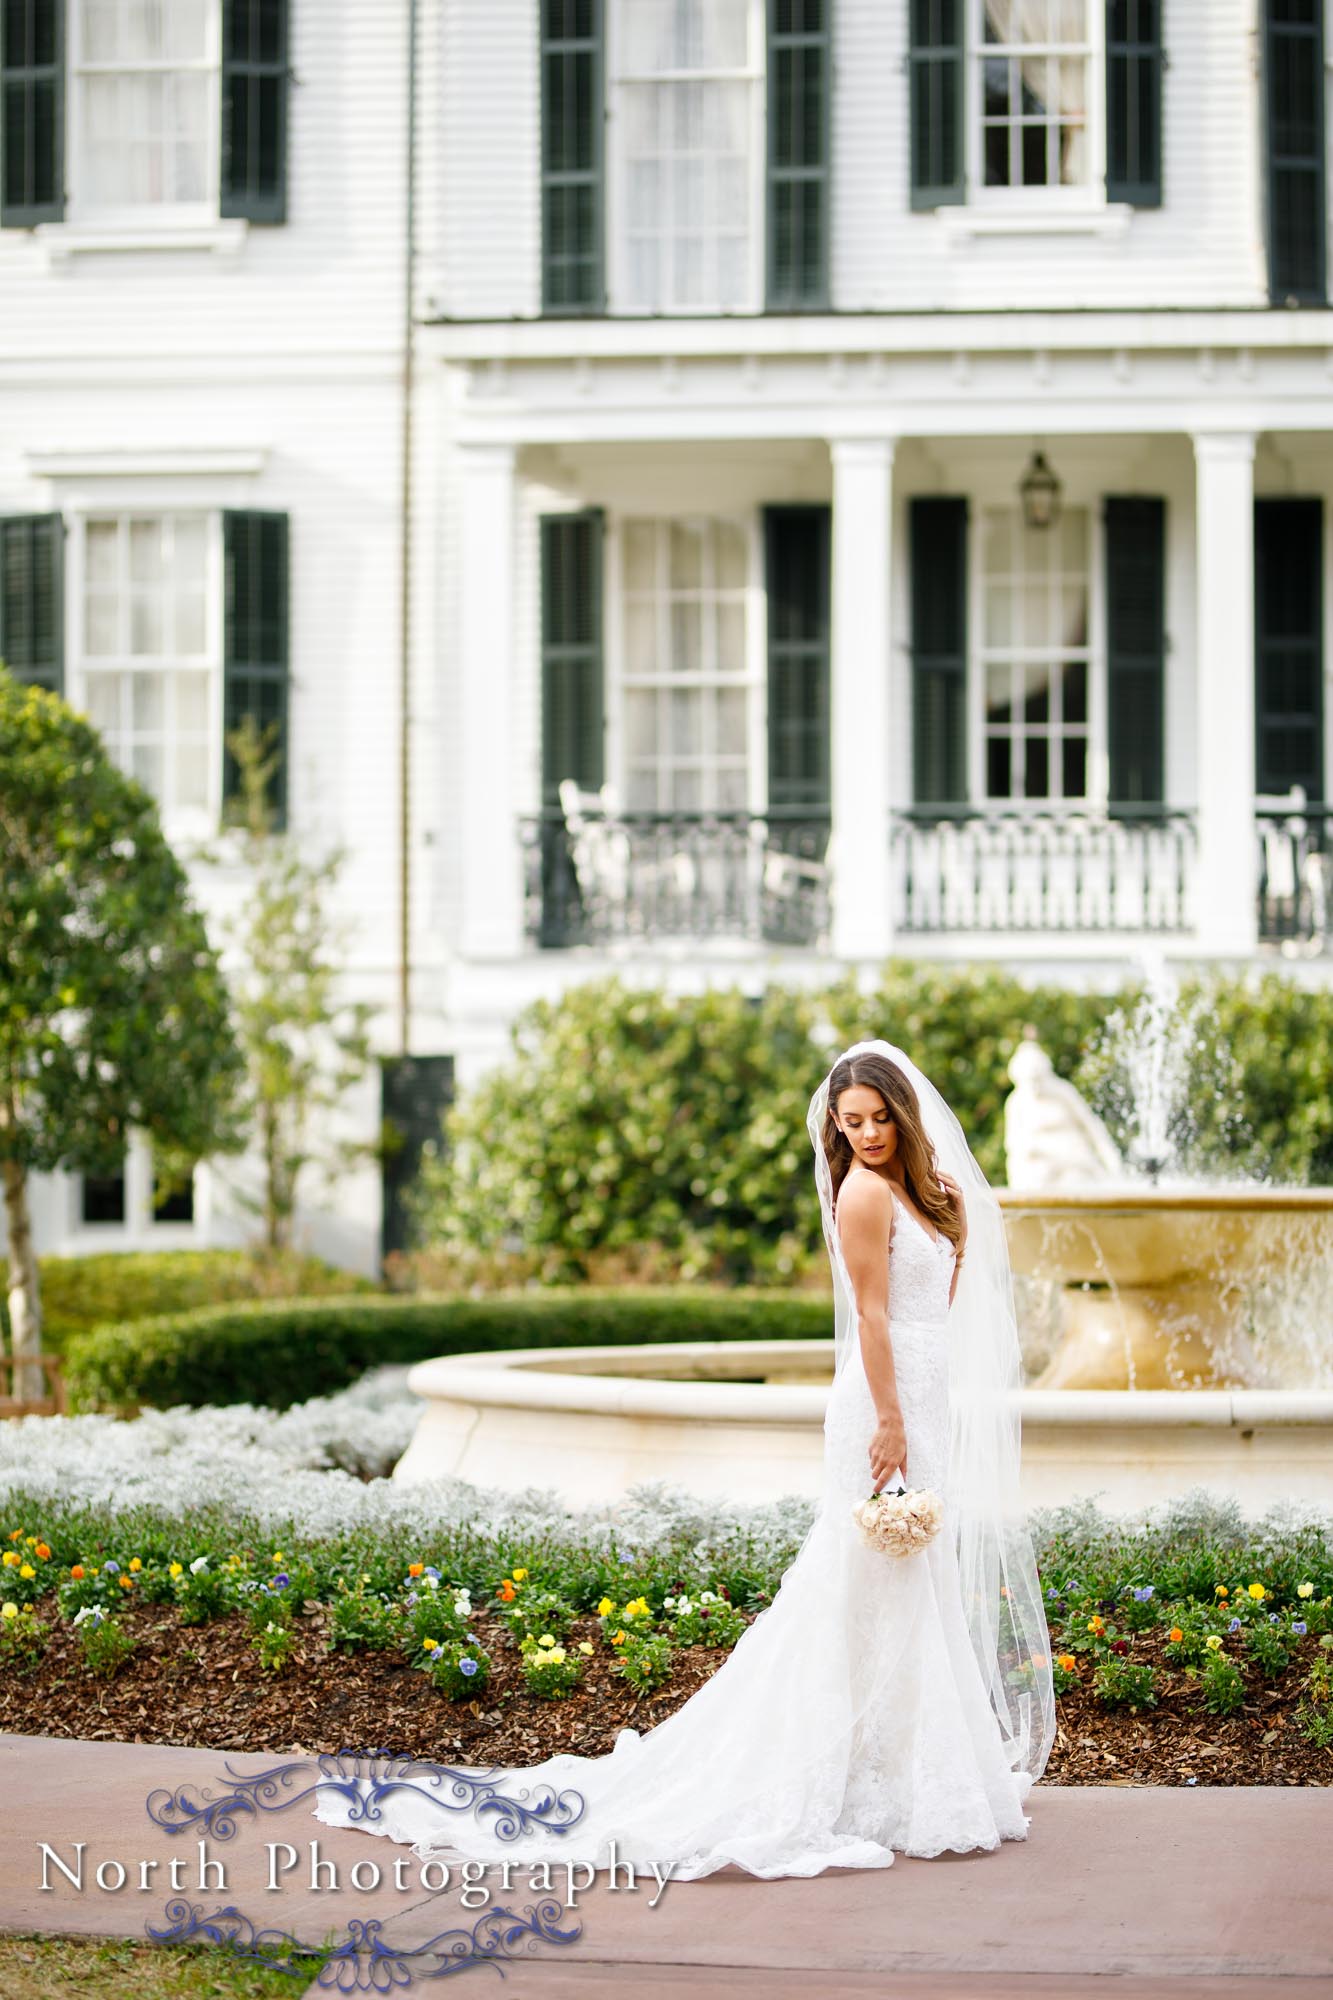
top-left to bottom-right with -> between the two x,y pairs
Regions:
313,1039 -> 1056,1879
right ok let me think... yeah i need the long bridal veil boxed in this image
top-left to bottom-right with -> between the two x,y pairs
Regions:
808,1038 -> 1056,1784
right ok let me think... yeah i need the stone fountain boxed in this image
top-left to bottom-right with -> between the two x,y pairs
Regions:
393,975 -> 1333,1512
999,993 -> 1333,1392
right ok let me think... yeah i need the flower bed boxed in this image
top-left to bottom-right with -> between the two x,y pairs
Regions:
2,1380 -> 1332,1784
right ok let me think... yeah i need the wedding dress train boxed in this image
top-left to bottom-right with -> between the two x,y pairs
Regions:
312,1184 -> 1037,1881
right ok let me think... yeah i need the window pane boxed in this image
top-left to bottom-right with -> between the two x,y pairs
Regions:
717,686 -> 746,754
985,584 -> 1014,648
1062,658 -> 1088,723
1061,733 -> 1087,798
714,520 -> 747,588
83,671 -> 120,732
624,688 -> 657,758
625,600 -> 658,674
131,591 -> 164,655
623,521 -> 657,591
670,601 -> 703,674
86,521 -> 119,584
1024,735 -> 1050,797
130,519 -> 163,582
1023,665 -> 1050,722
174,739 -> 209,806
670,521 -> 704,589
176,668 -> 210,732
132,669 -> 164,730
986,733 -> 1012,796
986,661 -> 1012,723
669,687 -> 702,754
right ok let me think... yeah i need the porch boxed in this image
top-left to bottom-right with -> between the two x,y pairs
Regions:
449,418 -> 1333,967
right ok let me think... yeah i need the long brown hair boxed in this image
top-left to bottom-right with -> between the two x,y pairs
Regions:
821,1052 -> 963,1253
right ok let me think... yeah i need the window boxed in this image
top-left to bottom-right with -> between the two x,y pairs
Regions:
610,0 -> 763,312
979,507 -> 1091,801
977,0 -> 1092,193
617,516 -> 755,809
78,513 -> 218,819
0,0 -> 288,231
911,0 -> 1161,211
71,0 -> 218,217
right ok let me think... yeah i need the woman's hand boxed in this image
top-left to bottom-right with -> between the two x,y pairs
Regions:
869,1407 -> 908,1489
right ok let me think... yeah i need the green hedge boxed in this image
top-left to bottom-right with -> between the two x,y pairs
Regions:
406,965 -> 1333,1290
64,1286 -> 833,1413
6,1249 -> 375,1356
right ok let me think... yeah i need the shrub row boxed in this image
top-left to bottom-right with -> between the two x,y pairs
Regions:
6,1248 -> 374,1356
64,1286 -> 832,1413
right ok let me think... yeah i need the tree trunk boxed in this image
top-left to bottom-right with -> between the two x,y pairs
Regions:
1,1157 -> 46,1404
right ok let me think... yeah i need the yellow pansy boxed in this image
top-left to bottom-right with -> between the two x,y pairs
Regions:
545,1647 -> 566,1663
1,1552 -> 18,1569
129,1558 -> 142,1573
422,1636 -> 439,1651
18,1564 -> 34,1580
1298,1582 -> 1315,1599
273,1553 -> 284,1565
169,1561 -> 183,1578
538,1633 -> 555,1647
1247,1582 -> 1266,1601
597,1597 -> 615,1618
578,1641 -> 595,1655
1,1603 -> 17,1620
511,1568 -> 528,1582
1205,1634 -> 1224,1651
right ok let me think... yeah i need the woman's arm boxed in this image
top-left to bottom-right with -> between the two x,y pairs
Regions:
836,1174 -> 908,1487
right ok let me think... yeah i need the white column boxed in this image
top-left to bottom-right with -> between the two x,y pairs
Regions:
1192,432 -> 1258,955
829,438 -> 896,963
457,442 -> 524,960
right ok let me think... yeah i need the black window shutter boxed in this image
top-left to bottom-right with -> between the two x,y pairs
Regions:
223,510 -> 290,828
909,497 -> 967,804
221,0 -> 289,224
540,510 -> 604,805
540,0 -> 603,314
766,0 -> 830,309
1106,0 -> 1161,206
1255,497 -> 1324,801
1105,496 -> 1166,809
909,0 -> 964,209
764,504 -> 830,813
1,0 -> 64,226
0,513 -> 63,695
1262,0 -> 1326,305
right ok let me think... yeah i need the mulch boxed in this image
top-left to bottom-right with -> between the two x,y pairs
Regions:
3,1602 -> 1331,1787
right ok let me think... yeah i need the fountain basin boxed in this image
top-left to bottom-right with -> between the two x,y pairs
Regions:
393,1341 -> 1333,1514
999,1188 -> 1333,1390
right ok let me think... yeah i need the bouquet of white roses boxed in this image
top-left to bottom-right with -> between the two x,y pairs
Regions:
851,1483 -> 943,1558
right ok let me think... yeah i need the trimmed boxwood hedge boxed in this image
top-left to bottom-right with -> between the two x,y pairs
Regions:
4,1249 -> 375,1357
64,1286 -> 834,1414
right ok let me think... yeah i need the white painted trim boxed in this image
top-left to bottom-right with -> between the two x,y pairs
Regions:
25,448 -> 267,480
939,203 -> 1132,241
33,221 -> 247,265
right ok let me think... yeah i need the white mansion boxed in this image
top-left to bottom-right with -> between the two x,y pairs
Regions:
2,0 -> 1331,1273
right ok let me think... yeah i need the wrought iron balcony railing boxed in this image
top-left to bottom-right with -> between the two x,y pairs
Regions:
1256,799 -> 1332,949
890,807 -> 1197,935
519,807 -> 831,950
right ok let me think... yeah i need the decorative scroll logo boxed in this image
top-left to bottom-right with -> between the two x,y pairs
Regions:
145,1750 -> 588,1844
149,1898 -> 581,1988
142,1749 -> 588,1987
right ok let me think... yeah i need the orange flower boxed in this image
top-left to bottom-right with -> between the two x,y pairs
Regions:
1086,1615 -> 1105,1633
1215,1585 -> 1228,1598
408,1563 -> 424,1579
1056,1653 -> 1077,1671
35,1543 -> 51,1562
117,1573 -> 134,1591
1169,1627 -> 1184,1643
999,1585 -> 1010,1599
70,1564 -> 85,1580
496,1580 -> 516,1603
7,1530 -> 21,1543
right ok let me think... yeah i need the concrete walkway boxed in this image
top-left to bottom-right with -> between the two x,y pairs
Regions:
1,1735 -> 1329,1997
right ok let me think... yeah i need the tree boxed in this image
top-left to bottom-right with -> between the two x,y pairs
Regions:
0,667 -> 247,1398
203,714 -> 379,1254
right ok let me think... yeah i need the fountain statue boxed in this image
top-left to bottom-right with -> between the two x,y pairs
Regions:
998,972 -> 1333,1392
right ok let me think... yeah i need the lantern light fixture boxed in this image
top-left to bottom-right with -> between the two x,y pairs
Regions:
1019,447 -> 1062,531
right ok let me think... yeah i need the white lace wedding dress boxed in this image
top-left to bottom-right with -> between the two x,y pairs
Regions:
313,1184 -> 1036,1878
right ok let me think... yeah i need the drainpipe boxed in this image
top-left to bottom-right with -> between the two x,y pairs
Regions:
397,0 -> 419,1056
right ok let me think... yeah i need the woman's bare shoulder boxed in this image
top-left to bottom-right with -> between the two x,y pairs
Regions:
835,1170 -> 895,1235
